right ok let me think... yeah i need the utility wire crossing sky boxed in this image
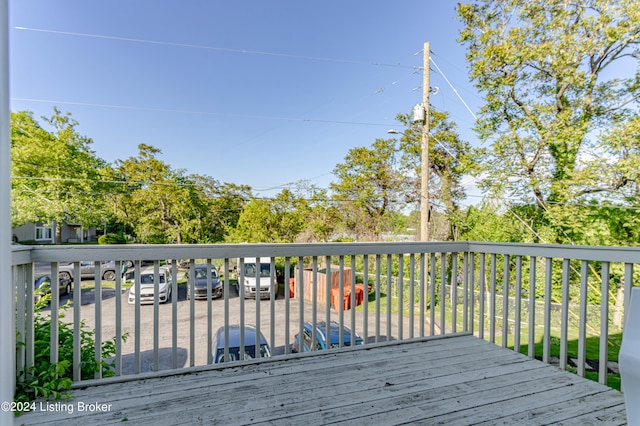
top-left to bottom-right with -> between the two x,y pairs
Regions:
9,1 -> 482,197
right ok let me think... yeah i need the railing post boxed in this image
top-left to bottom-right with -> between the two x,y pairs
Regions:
397,254 -> 404,339
478,253 -> 485,340
502,254 -> 510,348
600,262 -> 610,385
429,253 -> 436,336
528,256 -> 536,359
462,252 -> 469,333
514,255 -> 522,353
543,258 -> 552,364
469,252 -> 475,335
375,255 -> 381,342
440,253 -> 447,335
577,260 -> 589,378
284,257 -> 290,354
14,265 -> 26,382
559,259 -> 570,371
0,0 -> 11,421
311,256 -> 318,351
73,262 -> 82,381
451,253 -> 458,334
489,254 -> 497,343
363,254 -> 369,342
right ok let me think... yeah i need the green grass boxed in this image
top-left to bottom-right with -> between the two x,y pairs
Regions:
356,287 -> 623,390
79,281 -> 133,291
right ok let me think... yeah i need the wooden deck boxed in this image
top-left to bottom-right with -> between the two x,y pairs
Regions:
16,334 -> 627,425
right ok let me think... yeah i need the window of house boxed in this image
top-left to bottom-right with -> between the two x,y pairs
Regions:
35,225 -> 52,241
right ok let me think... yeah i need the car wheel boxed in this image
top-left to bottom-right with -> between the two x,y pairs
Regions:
59,271 -> 72,281
102,270 -> 116,281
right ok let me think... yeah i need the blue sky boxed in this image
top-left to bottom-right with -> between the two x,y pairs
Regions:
9,1 -> 482,199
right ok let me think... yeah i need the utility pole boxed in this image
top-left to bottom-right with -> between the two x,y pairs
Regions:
421,41 -> 430,241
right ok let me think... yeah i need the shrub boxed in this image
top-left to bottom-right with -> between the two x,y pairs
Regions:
98,233 -> 126,244
14,295 -> 126,414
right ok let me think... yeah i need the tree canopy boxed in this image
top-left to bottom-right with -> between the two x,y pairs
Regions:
457,0 -> 640,243
330,138 -> 407,240
112,144 -> 251,244
11,109 -> 110,244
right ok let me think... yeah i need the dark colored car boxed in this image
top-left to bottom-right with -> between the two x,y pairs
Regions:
58,260 -> 120,282
186,265 -> 222,300
212,325 -> 271,363
291,321 -> 364,352
34,274 -> 72,302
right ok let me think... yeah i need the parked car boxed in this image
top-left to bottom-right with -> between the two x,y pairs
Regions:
186,265 -> 222,300
212,325 -> 271,363
291,321 -> 364,352
34,274 -> 72,302
58,260 -> 120,282
127,266 -> 172,304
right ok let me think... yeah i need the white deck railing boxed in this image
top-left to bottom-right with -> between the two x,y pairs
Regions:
11,241 -> 640,389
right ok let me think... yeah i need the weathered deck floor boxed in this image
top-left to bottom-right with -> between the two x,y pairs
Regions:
16,334 -> 627,425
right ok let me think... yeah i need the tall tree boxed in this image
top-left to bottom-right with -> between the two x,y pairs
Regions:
191,177 -> 252,243
114,144 -> 195,243
290,181 -> 339,242
11,109 -> 110,244
394,109 -> 473,240
331,138 -> 407,240
458,0 -> 640,241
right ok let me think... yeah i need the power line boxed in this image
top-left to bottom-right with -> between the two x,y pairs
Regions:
430,56 -> 477,121
10,97 -> 394,127
14,26 -> 420,70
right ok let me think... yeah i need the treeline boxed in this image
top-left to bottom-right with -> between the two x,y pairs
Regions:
10,105 -> 640,248
11,0 -> 640,247
9,107 -> 469,244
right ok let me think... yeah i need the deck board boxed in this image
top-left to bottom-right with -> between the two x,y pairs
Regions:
16,334 -> 627,425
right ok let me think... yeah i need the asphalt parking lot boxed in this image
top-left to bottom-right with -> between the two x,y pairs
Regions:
54,282 -> 415,375
35,260 -> 430,375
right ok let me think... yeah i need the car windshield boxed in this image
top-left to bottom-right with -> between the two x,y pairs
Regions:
140,274 -> 165,284
194,268 -> 217,279
243,263 -> 271,278
216,344 -> 271,362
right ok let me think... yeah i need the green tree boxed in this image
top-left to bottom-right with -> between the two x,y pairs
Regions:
393,109 -> 473,240
458,0 -> 640,242
113,144 -> 195,243
11,109 -> 110,244
290,181 -> 339,242
330,138 -> 407,240
227,189 -> 309,243
189,177 -> 252,243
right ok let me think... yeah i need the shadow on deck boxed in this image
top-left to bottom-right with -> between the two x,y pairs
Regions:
16,334 -> 627,425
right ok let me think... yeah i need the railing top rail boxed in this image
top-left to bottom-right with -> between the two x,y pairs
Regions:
467,241 -> 640,263
13,241 -> 470,265
11,241 -> 640,266
10,244 -> 33,265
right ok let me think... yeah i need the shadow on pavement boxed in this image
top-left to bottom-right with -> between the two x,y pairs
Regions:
114,348 -> 189,375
